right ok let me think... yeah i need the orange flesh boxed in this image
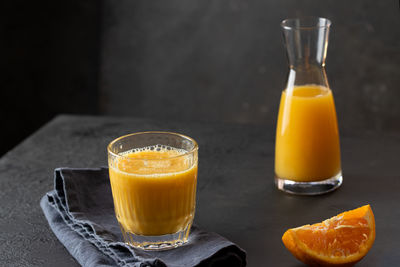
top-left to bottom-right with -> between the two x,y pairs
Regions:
296,217 -> 370,257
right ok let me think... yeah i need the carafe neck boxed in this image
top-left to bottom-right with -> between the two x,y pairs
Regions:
286,65 -> 329,89
281,17 -> 331,88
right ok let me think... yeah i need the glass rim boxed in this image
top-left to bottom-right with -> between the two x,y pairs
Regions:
281,17 -> 331,30
107,131 -> 199,161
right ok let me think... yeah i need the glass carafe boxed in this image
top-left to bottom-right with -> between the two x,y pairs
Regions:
275,17 -> 342,195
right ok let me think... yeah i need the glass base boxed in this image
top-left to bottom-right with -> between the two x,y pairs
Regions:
275,172 -> 342,195
119,223 -> 192,251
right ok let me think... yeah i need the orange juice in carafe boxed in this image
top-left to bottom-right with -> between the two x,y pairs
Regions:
275,85 -> 341,182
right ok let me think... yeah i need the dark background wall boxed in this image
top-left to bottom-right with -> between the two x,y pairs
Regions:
2,0 -> 399,155
1,0 -> 101,154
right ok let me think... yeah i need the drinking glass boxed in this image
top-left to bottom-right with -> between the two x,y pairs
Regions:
107,132 -> 198,250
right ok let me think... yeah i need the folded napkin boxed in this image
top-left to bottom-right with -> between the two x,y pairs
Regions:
40,168 -> 246,267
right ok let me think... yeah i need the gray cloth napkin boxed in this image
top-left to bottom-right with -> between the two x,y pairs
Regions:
40,168 -> 246,267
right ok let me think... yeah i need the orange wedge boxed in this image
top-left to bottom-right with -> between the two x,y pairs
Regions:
282,205 -> 375,266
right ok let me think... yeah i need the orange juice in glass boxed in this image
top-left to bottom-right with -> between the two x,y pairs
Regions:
275,17 -> 342,195
107,132 -> 198,250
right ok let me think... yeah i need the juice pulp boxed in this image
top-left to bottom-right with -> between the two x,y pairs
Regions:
275,85 -> 341,182
109,147 -> 197,236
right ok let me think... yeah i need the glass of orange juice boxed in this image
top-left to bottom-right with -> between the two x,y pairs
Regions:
275,17 -> 342,195
107,132 -> 198,250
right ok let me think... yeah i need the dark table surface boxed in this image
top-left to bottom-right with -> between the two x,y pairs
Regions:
1,115 -> 400,266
